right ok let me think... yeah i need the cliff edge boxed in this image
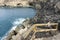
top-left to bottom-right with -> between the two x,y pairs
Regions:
0,0 -> 30,7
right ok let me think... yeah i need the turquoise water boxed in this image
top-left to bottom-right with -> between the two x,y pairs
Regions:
0,8 -> 36,38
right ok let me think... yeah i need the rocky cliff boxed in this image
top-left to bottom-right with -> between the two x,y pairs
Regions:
0,0 -> 30,7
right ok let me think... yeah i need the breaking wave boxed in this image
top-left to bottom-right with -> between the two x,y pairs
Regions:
10,18 -> 26,31
1,18 -> 26,40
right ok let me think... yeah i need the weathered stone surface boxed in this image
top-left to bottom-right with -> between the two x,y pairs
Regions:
56,1 -> 60,9
30,0 -> 60,23
5,1 -> 29,7
0,0 -> 30,7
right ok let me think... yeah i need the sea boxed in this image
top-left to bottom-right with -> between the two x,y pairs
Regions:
0,8 -> 36,40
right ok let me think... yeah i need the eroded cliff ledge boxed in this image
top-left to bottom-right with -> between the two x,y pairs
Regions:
0,0 -> 30,7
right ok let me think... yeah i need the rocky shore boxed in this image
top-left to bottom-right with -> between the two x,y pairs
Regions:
3,18 -> 32,40
2,0 -> 60,40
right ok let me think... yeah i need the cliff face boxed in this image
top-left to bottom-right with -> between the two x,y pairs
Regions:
0,0 -> 30,7
0,0 -> 4,6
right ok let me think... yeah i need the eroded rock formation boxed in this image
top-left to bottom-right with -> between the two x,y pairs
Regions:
0,0 -> 30,7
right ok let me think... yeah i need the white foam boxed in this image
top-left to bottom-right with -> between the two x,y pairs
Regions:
10,18 -> 25,31
1,18 -> 26,40
13,18 -> 26,26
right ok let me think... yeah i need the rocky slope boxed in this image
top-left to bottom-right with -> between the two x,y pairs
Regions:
34,32 -> 60,40
30,0 -> 60,24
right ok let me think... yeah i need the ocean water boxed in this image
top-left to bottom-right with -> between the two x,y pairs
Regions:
0,8 -> 36,40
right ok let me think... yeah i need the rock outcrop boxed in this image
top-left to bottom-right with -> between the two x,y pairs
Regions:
0,0 -> 4,6
30,0 -> 60,24
0,0 -> 30,7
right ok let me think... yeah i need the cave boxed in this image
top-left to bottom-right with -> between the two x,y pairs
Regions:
29,3 -> 33,6
17,3 -> 21,5
17,3 -> 22,6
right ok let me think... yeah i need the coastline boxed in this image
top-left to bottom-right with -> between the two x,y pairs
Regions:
1,0 -> 60,40
1,18 -> 31,40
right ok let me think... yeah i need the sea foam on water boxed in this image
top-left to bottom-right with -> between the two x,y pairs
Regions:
1,18 -> 26,40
